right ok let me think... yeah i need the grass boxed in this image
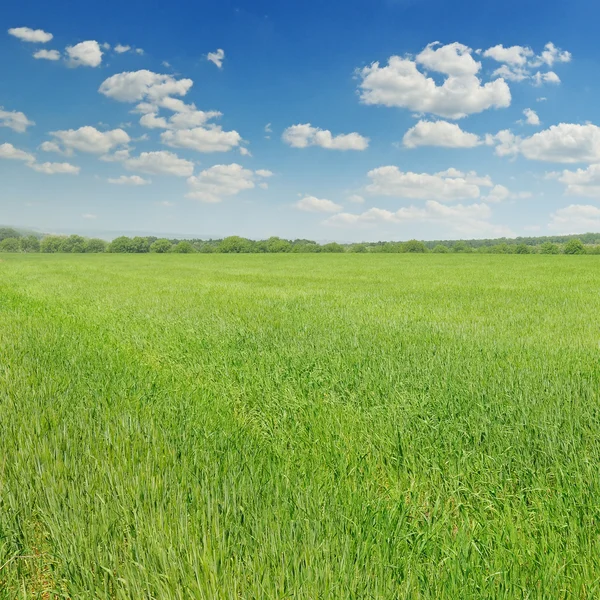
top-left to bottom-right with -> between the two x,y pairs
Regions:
1,253 -> 600,599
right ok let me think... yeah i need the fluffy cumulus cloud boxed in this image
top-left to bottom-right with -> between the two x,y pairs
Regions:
33,49 -> 61,61
282,124 -> 369,150
522,108 -> 540,126
325,200 -> 511,236
402,120 -> 481,148
186,163 -> 270,203
49,126 -> 130,155
483,42 -> 570,84
207,49 -> 225,68
29,162 -> 80,174
0,142 -> 35,162
549,204 -> 600,233
99,70 -> 194,103
491,123 -> 600,163
0,107 -> 34,133
8,27 -> 53,43
66,41 -> 103,68
108,175 -> 151,185
114,44 -> 131,54
125,151 -> 194,177
99,70 -> 238,148
161,126 -> 241,153
294,196 -> 343,213
365,166 -> 492,201
553,164 -> 600,197
357,42 -> 511,119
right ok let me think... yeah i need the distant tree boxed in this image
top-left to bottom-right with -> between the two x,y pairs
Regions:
217,236 -> 254,253
402,239 -> 428,253
515,243 -> 531,254
132,236 -> 151,253
563,239 -> 585,255
196,243 -> 215,253
108,236 -> 137,253
291,241 -> 319,253
432,244 -> 449,253
587,245 -> 600,255
85,238 -> 107,253
266,237 -> 292,253
539,241 -> 560,254
40,235 -> 66,253
20,235 -> 40,253
150,239 -> 173,253
349,243 -> 368,253
0,228 -> 22,242
59,235 -> 86,253
320,242 -> 345,253
0,237 -> 20,252
452,241 -> 472,253
171,241 -> 196,253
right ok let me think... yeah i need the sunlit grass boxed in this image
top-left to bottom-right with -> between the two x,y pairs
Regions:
1,253 -> 599,598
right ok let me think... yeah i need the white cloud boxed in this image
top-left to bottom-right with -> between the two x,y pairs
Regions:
483,41 -> 570,85
108,175 -> 151,185
99,149 -> 131,162
125,151 -> 194,177
325,200 -> 511,236
492,123 -> 600,163
99,71 -> 224,134
534,42 -> 571,67
255,169 -> 273,178
66,40 -> 103,68
99,70 -> 193,102
357,42 -> 511,119
549,204 -> 600,233
161,126 -> 241,153
0,142 -> 35,162
483,44 -> 533,66
403,120 -> 481,148
207,48 -> 225,68
265,123 -> 273,133
114,44 -> 131,53
282,123 -> 369,150
523,108 -> 540,126
537,97 -> 547,102
482,184 -> 510,203
135,48 -> 144,55
82,213 -> 97,219
294,196 -> 343,213
29,162 -> 80,174
0,107 -> 34,133
50,126 -> 130,154
239,147 -> 252,157
365,166 -> 492,201
39,141 -> 63,153
347,194 -> 365,204
186,163 -> 270,203
533,71 -> 560,86
8,27 -> 53,43
555,164 -> 600,197
33,49 -> 61,60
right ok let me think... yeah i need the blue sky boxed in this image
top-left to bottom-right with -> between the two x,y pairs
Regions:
2,0 -> 600,241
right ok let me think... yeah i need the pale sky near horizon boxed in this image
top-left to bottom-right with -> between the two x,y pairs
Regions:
2,0 -> 600,241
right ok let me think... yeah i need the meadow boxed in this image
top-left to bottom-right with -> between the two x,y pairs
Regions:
1,253 -> 599,599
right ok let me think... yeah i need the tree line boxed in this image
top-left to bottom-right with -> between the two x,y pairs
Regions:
0,227 -> 597,255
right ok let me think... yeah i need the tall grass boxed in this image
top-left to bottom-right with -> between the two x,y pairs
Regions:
1,253 -> 599,598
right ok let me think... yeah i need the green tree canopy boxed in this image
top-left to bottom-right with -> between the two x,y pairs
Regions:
20,235 -> 40,253
150,239 -> 173,253
564,239 -> 585,255
0,237 -> 20,252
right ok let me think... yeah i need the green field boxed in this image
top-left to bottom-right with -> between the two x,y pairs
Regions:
1,254 -> 600,599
